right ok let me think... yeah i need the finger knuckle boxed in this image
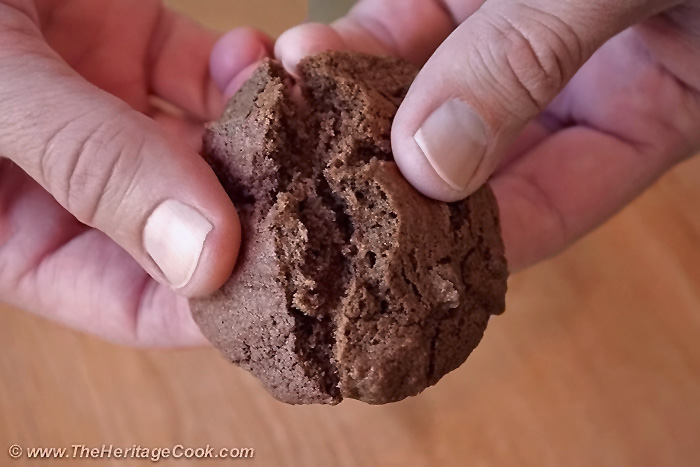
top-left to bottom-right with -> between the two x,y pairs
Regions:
39,111 -> 147,227
481,6 -> 584,117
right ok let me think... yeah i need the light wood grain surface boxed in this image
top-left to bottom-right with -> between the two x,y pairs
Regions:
3,1 -> 700,466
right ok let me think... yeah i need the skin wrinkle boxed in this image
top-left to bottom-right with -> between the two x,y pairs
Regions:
80,132 -> 136,228
494,14 -> 567,111
640,17 -> 700,91
91,119 -> 147,225
498,17 -> 552,111
509,6 -> 584,96
460,38 -> 501,111
60,117 -> 111,221
579,117 -> 654,155
52,129 -> 92,216
517,4 -> 587,65
113,137 -> 148,226
663,61 -> 700,103
643,103 -> 698,162
468,24 -> 541,121
55,108 -> 140,226
37,118 -> 74,187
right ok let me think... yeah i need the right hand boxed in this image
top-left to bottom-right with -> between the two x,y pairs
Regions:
272,0 -> 700,270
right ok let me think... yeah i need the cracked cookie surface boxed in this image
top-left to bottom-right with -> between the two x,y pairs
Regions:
189,51 -> 508,405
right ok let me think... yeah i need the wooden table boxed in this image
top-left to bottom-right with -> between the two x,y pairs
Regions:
2,2 -> 700,466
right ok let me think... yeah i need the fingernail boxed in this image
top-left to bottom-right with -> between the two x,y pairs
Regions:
144,200 -> 212,289
414,99 -> 488,192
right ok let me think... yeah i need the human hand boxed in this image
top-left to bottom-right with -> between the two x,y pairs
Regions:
273,0 -> 700,270
0,0 -> 273,346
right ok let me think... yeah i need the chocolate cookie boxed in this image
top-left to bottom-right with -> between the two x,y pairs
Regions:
190,51 -> 508,405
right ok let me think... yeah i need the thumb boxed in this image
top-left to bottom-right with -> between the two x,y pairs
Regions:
0,9 -> 239,296
394,0 -> 679,201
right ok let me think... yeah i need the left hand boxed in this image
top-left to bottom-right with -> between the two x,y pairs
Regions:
0,0 -> 272,346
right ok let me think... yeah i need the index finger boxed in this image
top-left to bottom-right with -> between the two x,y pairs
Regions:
275,0 -> 485,72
